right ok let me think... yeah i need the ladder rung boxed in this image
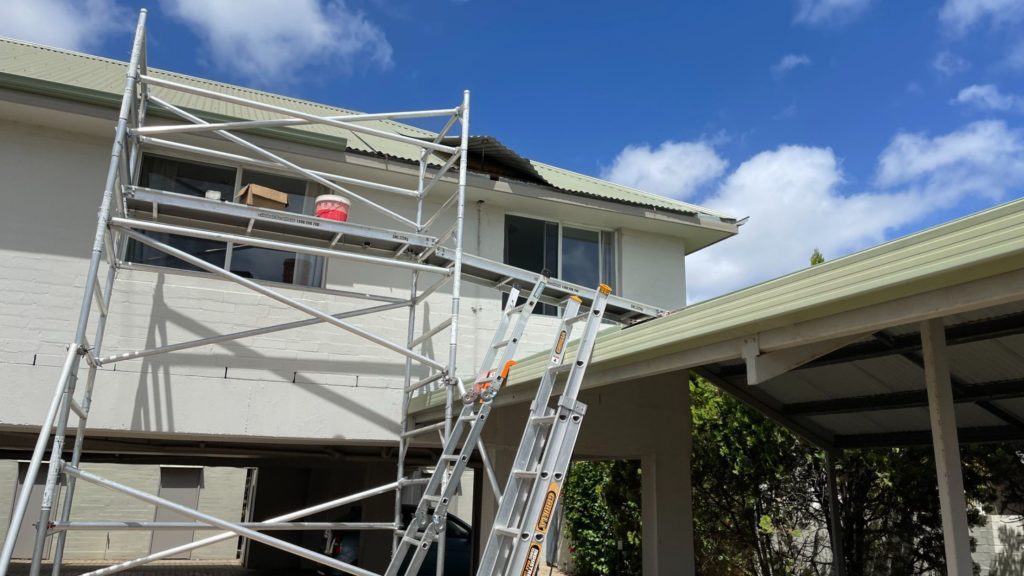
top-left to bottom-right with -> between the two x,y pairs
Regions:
547,363 -> 572,374
507,303 -> 527,315
406,372 -> 444,394
512,469 -> 538,479
459,413 -> 477,422
440,454 -> 460,461
402,421 -> 445,439
422,494 -> 441,502
492,339 -> 511,349
493,525 -> 520,538
530,414 -> 556,426
565,311 -> 589,324
402,536 -> 422,547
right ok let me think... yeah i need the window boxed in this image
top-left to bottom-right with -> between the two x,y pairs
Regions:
504,214 -> 615,315
227,170 -> 324,287
126,155 -> 325,288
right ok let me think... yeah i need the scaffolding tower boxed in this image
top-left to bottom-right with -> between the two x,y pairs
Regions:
0,9 -> 664,576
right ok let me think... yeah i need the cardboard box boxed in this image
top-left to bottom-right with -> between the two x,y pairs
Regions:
235,183 -> 289,209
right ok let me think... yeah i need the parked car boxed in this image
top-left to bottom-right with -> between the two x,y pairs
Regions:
398,505 -> 473,576
315,505 -> 472,576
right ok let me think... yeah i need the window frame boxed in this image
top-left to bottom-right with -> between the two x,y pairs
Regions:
130,152 -> 329,290
503,211 -> 618,290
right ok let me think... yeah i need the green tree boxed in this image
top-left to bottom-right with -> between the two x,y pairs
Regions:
562,459 -> 642,575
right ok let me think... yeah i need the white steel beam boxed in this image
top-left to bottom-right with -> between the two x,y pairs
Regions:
124,230 -> 446,370
921,318 -> 973,576
140,75 -> 459,154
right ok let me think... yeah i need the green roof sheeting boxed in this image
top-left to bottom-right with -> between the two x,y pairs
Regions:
409,197 -> 1024,414
0,36 -> 733,221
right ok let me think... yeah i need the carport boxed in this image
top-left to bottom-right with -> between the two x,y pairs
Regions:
411,197 -> 1024,575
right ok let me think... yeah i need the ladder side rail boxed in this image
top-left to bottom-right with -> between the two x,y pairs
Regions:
51,221 -> 129,576
387,279 -> 547,576
387,407 -> 475,576
396,146 -> 430,552
504,402 -> 588,576
439,98 -> 472,576
400,399 -> 499,576
478,285 -> 612,576
0,10 -> 149,576
476,298 -> 583,575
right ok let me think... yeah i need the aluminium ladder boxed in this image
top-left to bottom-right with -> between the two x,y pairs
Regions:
386,276 -> 549,576
477,283 -> 612,576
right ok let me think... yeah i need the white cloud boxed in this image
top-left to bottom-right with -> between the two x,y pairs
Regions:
939,0 -> 1024,35
875,120 -> 1024,203
772,54 -> 812,78
677,120 -> 1024,302
161,0 -> 393,86
953,84 -> 1024,112
932,50 -> 971,76
0,0 -> 129,51
601,141 -> 728,200
794,0 -> 873,26
685,147 -> 925,302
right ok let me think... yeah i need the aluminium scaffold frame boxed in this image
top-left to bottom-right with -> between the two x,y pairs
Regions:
0,9 -> 664,576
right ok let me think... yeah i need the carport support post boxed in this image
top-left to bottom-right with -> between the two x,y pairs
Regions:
825,450 -> 846,576
641,381 -> 694,576
921,318 -> 973,576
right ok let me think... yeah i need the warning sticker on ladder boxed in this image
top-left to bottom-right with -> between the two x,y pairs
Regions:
519,543 -> 542,576
536,482 -> 560,534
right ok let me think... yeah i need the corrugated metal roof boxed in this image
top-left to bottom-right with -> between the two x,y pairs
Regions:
409,196 -> 1024,416
0,36 -> 734,221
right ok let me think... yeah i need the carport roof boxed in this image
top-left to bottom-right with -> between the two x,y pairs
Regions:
411,197 -> 1024,448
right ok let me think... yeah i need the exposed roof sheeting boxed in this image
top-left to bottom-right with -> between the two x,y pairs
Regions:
0,36 -> 733,221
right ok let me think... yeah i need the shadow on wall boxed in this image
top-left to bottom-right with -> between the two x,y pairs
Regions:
126,273 -> 411,435
988,522 -> 1024,576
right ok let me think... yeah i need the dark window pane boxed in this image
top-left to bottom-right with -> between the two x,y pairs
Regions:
505,215 -> 558,315
139,155 -> 236,197
561,227 -> 600,289
126,232 -> 227,272
229,171 -> 323,287
128,156 -> 235,270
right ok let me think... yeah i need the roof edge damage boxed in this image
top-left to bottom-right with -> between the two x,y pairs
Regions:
0,36 -> 737,227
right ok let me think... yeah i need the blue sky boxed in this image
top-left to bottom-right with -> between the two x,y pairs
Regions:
4,0 -> 1024,301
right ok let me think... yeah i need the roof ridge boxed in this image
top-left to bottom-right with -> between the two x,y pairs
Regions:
0,36 -> 437,138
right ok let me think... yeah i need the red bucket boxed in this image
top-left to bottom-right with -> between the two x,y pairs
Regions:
315,194 -> 350,222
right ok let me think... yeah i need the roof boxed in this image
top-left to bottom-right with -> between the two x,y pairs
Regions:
410,197 -> 1024,447
0,36 -> 734,222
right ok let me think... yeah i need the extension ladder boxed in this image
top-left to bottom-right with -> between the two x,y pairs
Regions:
385,277 -> 549,576
476,283 -> 612,576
